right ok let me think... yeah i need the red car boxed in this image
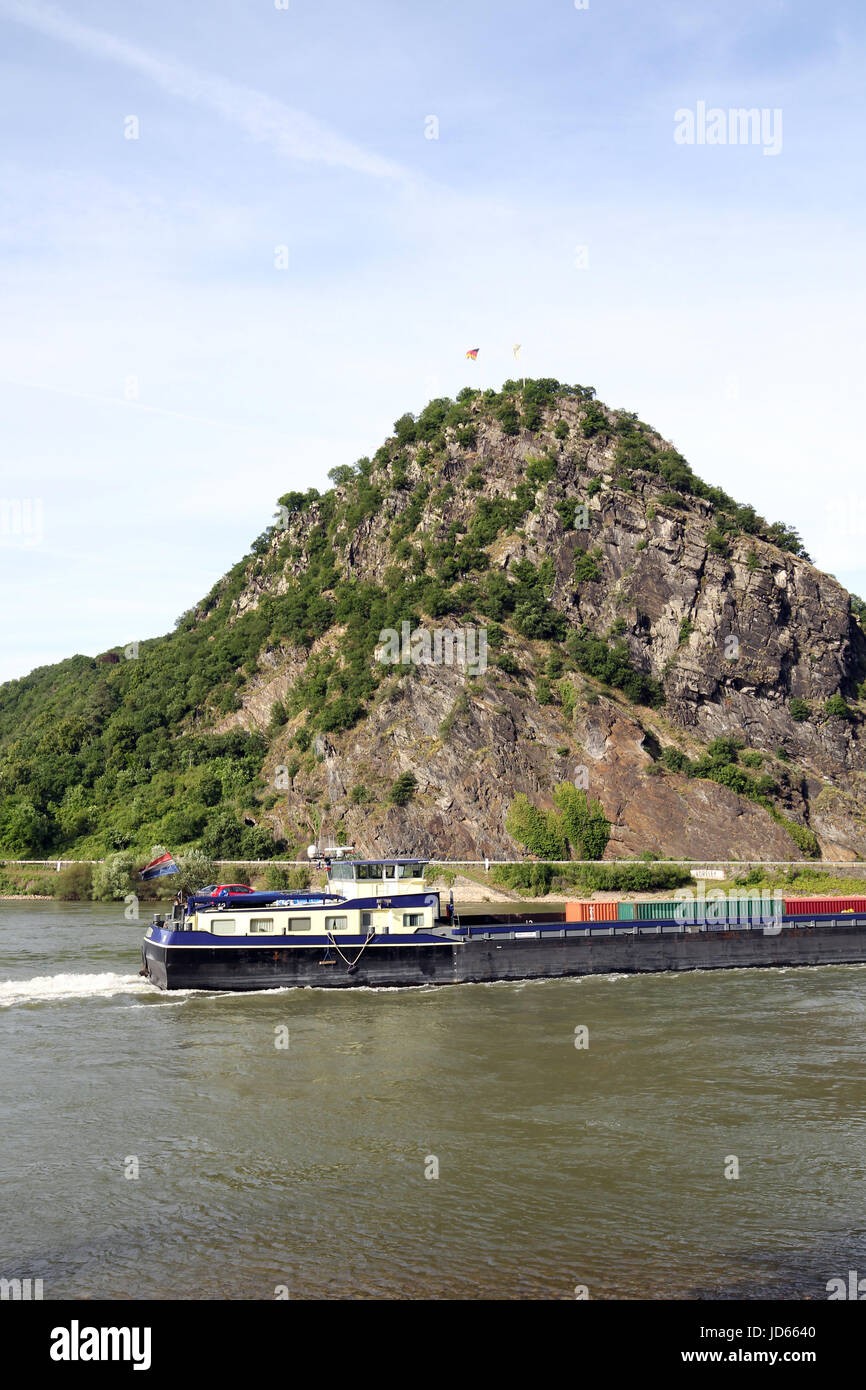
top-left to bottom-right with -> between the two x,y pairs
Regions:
198,884 -> 254,898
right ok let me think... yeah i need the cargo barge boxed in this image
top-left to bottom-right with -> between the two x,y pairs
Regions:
140,855 -> 866,991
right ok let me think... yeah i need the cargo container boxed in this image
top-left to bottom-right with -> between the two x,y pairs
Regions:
783,896 -> 866,916
636,900 -> 686,921
564,900 -> 619,922
617,902 -> 636,921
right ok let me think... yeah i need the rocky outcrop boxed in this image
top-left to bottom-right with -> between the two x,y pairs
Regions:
209,389 -> 866,860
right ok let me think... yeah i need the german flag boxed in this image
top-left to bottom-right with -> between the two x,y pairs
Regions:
465,347 -> 479,360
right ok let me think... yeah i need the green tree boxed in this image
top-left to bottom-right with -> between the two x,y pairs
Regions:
389,772 -> 417,806
92,852 -> 136,901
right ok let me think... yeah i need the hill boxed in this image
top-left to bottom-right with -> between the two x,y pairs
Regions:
2,377 -> 865,866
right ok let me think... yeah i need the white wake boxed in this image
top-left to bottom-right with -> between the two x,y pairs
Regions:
0,971 -> 155,1007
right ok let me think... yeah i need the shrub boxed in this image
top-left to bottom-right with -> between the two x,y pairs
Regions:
661,747 -> 690,773
851,594 -> 866,627
173,849 -> 218,896
389,772 -> 417,806
505,794 -> 568,859
824,694 -> 853,721
580,403 -> 608,438
266,865 -> 310,891
54,862 -> 93,901
491,863 -> 556,896
525,454 -> 557,486
553,782 -> 611,860
574,551 -> 601,584
92,852 -> 136,902
789,697 -> 811,723
554,419 -> 569,440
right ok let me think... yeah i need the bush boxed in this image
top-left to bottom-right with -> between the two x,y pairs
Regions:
580,403 -> 608,438
92,852 -> 136,902
574,551 -> 602,584
505,794 -> 568,859
54,862 -> 93,901
824,695 -> 853,721
265,865 -> 310,891
389,772 -> 417,806
552,782 -> 610,859
576,863 -> 691,892
492,863 -> 556,896
661,746 -> 690,773
789,697 -> 811,723
173,849 -> 218,896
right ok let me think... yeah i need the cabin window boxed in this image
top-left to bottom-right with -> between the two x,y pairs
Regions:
361,911 -> 374,929
287,917 -> 312,932
250,918 -> 275,933
325,915 -> 348,932
209,919 -> 236,936
397,863 -> 425,879
329,862 -> 353,881
402,913 -> 424,928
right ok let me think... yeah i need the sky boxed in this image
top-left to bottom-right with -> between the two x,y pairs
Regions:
1,0 -> 865,684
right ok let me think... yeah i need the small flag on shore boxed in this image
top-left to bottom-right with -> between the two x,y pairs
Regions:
139,851 -> 178,881
465,347 -> 479,360
513,344 -> 521,358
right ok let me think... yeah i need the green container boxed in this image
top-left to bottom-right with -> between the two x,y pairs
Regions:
617,902 -> 635,921
637,900 -> 684,921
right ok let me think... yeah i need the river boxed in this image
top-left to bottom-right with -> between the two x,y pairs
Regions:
1,900 -> 864,1299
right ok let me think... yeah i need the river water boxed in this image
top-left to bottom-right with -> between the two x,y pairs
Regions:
1,900 -> 864,1300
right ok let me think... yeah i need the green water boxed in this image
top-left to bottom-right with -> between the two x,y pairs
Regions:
1,901 -> 864,1299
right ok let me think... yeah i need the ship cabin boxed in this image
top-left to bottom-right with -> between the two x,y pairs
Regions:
325,858 -> 429,899
177,858 -> 440,940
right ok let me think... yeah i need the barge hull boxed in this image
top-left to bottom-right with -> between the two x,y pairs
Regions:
142,920 -> 866,991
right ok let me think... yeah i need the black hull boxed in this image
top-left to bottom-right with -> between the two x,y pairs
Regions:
142,921 -> 866,991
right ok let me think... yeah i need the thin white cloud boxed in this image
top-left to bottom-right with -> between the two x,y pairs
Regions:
0,0 -> 405,180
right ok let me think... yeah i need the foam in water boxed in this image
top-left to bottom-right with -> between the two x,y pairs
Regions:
0,971 -> 156,1007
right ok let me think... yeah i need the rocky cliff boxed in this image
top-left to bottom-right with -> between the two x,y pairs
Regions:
1,378 -> 864,863
210,382 -> 866,861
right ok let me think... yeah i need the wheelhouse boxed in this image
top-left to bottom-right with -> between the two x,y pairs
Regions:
325,858 -> 428,900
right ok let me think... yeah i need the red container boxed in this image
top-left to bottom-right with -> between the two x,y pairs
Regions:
783,896 -> 866,915
565,900 -> 619,922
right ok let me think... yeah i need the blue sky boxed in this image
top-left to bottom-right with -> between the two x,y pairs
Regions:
1,0 -> 865,683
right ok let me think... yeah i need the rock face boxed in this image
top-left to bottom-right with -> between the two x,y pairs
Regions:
210,388 -> 866,861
